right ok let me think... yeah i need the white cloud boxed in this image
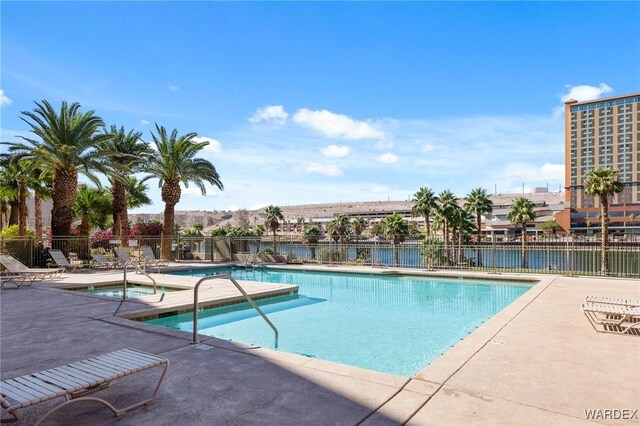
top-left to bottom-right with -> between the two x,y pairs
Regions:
553,83 -> 613,118
293,108 -> 385,140
140,119 -> 150,126
193,136 -> 222,154
0,89 -> 12,107
168,84 -> 179,91
249,105 -> 288,128
370,185 -> 390,193
560,83 -> 612,103
304,163 -> 343,177
373,140 -> 394,149
376,152 -> 398,164
421,143 -> 434,153
180,183 -> 221,197
321,144 -> 350,158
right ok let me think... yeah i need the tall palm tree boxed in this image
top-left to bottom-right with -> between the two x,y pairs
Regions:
437,190 -> 457,263
464,187 -> 493,265
100,125 -> 149,244
30,164 -> 53,243
303,225 -> 322,260
351,216 -> 366,242
584,167 -> 624,275
382,213 -> 409,267
125,177 -> 152,210
412,186 -> 437,235
143,124 -> 223,259
507,197 -> 535,269
264,205 -> 284,252
3,100 -> 111,241
332,213 -> 350,243
450,206 -> 475,264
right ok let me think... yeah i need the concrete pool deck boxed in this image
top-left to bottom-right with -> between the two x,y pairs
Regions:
1,266 -> 639,425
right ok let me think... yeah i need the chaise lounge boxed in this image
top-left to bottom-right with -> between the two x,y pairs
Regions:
48,249 -> 83,273
0,348 -> 169,425
0,254 -> 64,281
582,302 -> 640,335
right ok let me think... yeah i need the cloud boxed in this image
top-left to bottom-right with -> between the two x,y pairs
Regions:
180,183 -> 221,197
370,185 -> 390,193
293,108 -> 385,140
373,140 -> 394,149
249,105 -> 289,128
193,136 -> 222,154
553,83 -> 613,118
168,84 -> 179,91
421,143 -> 434,153
140,119 -> 150,126
0,89 -> 12,107
376,152 -> 398,164
304,163 -> 343,177
321,144 -> 350,158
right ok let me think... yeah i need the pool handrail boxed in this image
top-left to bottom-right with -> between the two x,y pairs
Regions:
191,274 -> 279,349
122,259 -> 158,302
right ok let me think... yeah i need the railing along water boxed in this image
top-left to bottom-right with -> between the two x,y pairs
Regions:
191,274 -> 279,348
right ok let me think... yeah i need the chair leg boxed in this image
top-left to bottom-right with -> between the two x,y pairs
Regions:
35,397 -> 121,426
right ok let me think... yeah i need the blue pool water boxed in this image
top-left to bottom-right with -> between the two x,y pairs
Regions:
148,268 -> 532,376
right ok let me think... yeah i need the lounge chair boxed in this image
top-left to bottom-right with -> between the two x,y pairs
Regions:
0,348 -> 169,425
0,254 -> 64,281
90,253 -> 122,269
114,247 -> 139,267
582,302 -> 640,335
584,296 -> 640,307
48,249 -> 83,273
141,246 -> 169,267
0,273 -> 36,289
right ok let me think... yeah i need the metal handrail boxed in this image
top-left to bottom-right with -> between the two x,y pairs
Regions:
135,260 -> 158,294
191,274 -> 279,348
121,259 -> 135,302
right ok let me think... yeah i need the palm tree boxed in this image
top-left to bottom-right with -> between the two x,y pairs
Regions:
437,190 -> 457,262
584,167 -> 624,275
73,185 -> 112,259
100,125 -> 149,244
0,163 -> 20,227
30,164 -> 53,243
351,216 -> 367,242
303,225 -> 322,260
264,205 -> 284,252
382,213 -> 409,267
143,124 -> 223,259
507,197 -> 535,269
125,177 -> 152,210
332,213 -> 350,243
3,101 -> 111,241
450,206 -> 475,264
464,187 -> 493,266
412,186 -> 437,235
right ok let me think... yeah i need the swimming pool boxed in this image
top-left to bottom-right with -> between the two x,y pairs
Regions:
70,283 -> 180,298
148,268 -> 532,376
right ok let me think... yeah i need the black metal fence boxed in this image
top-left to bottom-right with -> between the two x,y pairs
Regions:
1,234 -> 639,277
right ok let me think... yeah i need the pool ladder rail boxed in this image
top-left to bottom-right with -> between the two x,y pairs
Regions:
121,259 -> 158,302
191,274 -> 279,349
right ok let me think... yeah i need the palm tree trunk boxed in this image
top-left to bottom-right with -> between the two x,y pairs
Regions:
51,169 -> 78,239
18,181 -> 27,237
34,193 -> 42,244
161,202 -> 176,260
443,220 -> 449,263
77,221 -> 90,259
600,194 -> 609,275
8,200 -> 19,226
521,223 -> 527,269
111,180 -> 125,237
120,194 -> 129,248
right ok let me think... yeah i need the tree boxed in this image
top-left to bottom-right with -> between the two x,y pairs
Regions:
303,225 -> 323,259
450,206 -> 475,264
437,190 -> 457,262
464,187 -> 493,265
584,167 -> 624,275
100,125 -> 149,244
351,216 -> 367,242
412,186 -> 437,235
3,101 -> 111,240
330,213 -> 350,243
264,205 -> 284,252
507,197 -> 535,269
382,213 -> 409,267
73,185 -> 112,259
143,124 -> 223,260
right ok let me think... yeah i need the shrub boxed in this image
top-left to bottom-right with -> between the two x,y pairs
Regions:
318,247 -> 347,263
0,225 -> 35,239
421,236 -> 447,267
130,221 -> 163,236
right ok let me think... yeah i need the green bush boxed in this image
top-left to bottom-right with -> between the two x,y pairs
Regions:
318,247 -> 347,263
0,225 -> 35,239
421,236 -> 447,267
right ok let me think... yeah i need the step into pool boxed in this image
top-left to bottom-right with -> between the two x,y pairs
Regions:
149,268 -> 532,376
70,283 -> 181,298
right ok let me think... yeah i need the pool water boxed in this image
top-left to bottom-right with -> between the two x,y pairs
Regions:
74,284 -> 179,298
150,268 -> 531,376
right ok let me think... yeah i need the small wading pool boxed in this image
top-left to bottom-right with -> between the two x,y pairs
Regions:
68,283 -> 182,298
144,267 -> 533,376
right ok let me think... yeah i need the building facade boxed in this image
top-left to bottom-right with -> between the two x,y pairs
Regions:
557,93 -> 640,235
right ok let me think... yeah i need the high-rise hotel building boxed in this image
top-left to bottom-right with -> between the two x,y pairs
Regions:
558,92 -> 640,234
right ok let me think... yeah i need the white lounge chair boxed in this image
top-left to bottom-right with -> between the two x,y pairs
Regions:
0,348 -> 169,425
48,249 -> 83,273
584,296 -> 640,307
582,302 -> 640,335
0,254 -> 64,281
114,247 -> 139,267
141,245 -> 169,267
0,273 -> 36,289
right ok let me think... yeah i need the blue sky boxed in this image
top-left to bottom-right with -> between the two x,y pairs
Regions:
1,2 -> 639,213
